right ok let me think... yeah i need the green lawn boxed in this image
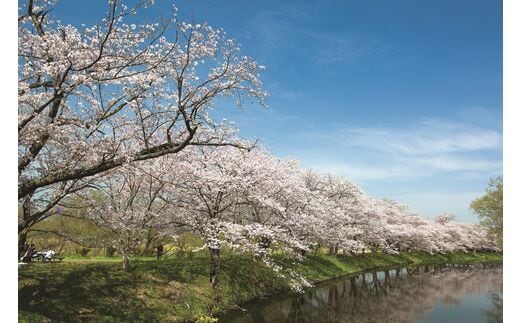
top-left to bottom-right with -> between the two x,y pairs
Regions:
19,251 -> 502,322
62,255 -> 158,262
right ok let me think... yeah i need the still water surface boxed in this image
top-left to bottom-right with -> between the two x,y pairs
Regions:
220,263 -> 502,323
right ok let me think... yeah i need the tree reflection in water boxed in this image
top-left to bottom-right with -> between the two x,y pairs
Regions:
483,292 -> 503,323
220,263 -> 502,323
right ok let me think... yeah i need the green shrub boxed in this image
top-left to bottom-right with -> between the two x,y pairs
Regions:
105,247 -> 116,257
195,315 -> 219,323
77,247 -> 90,256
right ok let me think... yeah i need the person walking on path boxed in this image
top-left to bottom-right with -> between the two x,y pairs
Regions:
156,244 -> 164,260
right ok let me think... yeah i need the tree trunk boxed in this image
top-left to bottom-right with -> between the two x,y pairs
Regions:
122,252 -> 130,271
314,243 -> 320,256
141,228 -> 158,256
373,271 -> 379,292
209,248 -> 220,288
255,237 -> 271,260
19,196 -> 32,259
386,270 -> 393,289
18,230 -> 28,259
350,277 -> 357,296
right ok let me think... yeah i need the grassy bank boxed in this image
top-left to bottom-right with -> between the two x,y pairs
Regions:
19,251 -> 502,322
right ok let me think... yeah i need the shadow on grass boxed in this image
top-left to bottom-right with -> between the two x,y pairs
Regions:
19,258 -> 212,322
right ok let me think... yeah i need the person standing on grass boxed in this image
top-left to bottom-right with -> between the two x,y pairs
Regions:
43,250 -> 55,262
22,243 -> 34,263
156,244 -> 164,260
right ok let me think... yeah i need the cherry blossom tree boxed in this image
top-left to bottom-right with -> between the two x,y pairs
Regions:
301,172 -> 366,255
430,214 -> 498,253
369,199 -> 436,253
148,145 -> 310,288
18,0 -> 267,248
76,162 -> 175,271
434,213 -> 457,225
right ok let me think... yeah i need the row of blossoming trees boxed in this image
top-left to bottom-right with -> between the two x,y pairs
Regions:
76,145 -> 498,285
18,0 -> 498,289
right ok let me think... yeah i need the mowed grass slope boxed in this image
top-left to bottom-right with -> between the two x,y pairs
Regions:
19,251 -> 502,322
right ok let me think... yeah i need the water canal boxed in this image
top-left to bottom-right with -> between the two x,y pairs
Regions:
220,263 -> 502,323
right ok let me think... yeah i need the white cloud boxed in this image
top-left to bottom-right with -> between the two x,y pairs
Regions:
414,155 -> 502,172
341,119 -> 502,156
292,118 -> 502,181
306,162 -> 426,181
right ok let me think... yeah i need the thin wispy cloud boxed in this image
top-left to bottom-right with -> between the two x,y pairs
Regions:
306,31 -> 390,66
243,7 -> 393,68
413,156 -> 502,172
456,106 -> 503,128
292,118 -> 502,181
306,163 -> 425,181
339,119 -> 502,156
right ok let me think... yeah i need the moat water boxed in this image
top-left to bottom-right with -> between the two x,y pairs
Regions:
219,263 -> 502,323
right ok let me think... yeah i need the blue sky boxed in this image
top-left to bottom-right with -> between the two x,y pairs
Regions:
54,0 -> 502,223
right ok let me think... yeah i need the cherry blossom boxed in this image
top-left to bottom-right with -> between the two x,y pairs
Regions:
18,0 -> 266,247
